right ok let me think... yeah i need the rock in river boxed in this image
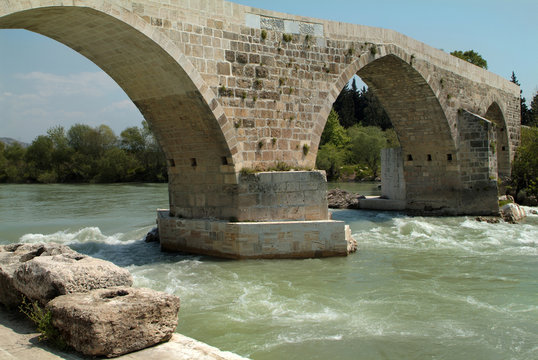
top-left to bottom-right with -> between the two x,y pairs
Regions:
327,188 -> 364,209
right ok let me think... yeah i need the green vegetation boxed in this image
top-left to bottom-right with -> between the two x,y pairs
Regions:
261,29 -> 267,40
315,80 -> 399,181
0,121 -> 167,183
512,72 -> 538,126
509,126 -> 538,201
450,50 -> 488,69
282,33 -> 292,43
19,297 -> 66,349
316,108 -> 399,181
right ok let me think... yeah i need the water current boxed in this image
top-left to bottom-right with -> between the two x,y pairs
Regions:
0,183 -> 536,359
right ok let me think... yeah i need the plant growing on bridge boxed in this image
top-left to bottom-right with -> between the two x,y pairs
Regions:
450,50 -> 488,69
261,29 -> 267,40
302,143 -> 310,155
370,45 -> 377,56
282,33 -> 292,42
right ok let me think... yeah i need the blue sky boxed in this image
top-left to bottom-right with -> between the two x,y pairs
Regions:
1,0 -> 537,143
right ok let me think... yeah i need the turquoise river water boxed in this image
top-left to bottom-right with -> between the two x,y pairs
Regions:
0,183 -> 536,359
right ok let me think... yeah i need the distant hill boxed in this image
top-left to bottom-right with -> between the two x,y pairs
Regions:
0,137 -> 29,148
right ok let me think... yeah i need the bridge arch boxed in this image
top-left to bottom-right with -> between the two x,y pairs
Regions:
314,48 -> 460,210
484,102 -> 511,178
0,2 -> 240,219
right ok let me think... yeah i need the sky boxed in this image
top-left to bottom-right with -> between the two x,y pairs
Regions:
1,0 -> 537,143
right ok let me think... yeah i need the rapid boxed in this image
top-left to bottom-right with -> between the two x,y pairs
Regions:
1,183 -> 536,359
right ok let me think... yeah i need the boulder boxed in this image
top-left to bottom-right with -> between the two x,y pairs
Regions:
475,216 -> 501,224
0,243 -> 77,307
327,189 -> 364,209
345,225 -> 358,253
501,203 -> 527,223
144,227 -> 160,243
13,253 -> 133,305
47,287 -> 180,357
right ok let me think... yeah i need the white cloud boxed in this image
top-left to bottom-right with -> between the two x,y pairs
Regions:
1,70 -> 144,142
15,71 -> 117,98
101,99 -> 136,112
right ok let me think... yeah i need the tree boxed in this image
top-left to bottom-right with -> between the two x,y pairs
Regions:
529,92 -> 538,127
511,72 -> 533,125
316,143 -> 347,181
46,126 -> 73,182
450,50 -> 488,69
95,147 -> 138,183
511,126 -> 538,199
361,88 -> 392,130
24,135 -> 54,181
333,84 -> 356,128
347,125 -> 386,178
1,142 -> 26,182
320,109 -> 349,147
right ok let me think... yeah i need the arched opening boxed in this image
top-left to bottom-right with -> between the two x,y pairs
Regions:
316,75 -> 398,186
317,53 -> 460,211
0,5 -> 236,219
484,102 -> 511,179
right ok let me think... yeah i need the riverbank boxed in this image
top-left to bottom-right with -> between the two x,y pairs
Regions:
0,308 -> 248,360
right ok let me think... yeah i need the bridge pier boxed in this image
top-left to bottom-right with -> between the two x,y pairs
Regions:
158,171 -> 355,259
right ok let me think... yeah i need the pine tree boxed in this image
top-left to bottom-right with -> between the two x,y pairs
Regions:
511,71 -> 532,125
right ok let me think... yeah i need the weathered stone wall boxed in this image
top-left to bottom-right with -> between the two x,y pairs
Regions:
169,170 -> 328,222
455,110 -> 499,215
237,170 -> 328,221
158,211 -> 351,259
381,147 -> 405,201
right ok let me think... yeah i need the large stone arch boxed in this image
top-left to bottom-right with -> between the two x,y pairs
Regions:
0,2 -> 239,220
314,48 -> 461,212
484,102 -> 511,178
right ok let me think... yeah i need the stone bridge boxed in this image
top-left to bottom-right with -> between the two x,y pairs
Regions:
0,0 -> 521,258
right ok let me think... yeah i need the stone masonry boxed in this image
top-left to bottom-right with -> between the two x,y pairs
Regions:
0,0 -> 521,257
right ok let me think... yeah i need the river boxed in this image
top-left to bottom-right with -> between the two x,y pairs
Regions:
0,183 -> 536,359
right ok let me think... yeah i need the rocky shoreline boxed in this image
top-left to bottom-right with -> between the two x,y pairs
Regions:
0,243 -> 247,359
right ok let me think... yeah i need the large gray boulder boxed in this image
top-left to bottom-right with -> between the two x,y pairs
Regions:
0,243 -> 77,307
47,287 -> 180,358
501,203 -> 527,223
13,252 -> 133,304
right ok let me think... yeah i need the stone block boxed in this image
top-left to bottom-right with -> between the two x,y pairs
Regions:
0,243 -> 79,307
13,253 -> 133,305
47,287 -> 180,358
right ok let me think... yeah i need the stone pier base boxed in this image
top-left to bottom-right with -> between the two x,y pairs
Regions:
157,210 -> 354,259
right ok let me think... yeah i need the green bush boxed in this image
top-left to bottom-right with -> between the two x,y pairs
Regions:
19,297 -> 66,349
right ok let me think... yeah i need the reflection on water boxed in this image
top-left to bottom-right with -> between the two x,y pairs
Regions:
1,184 -> 537,360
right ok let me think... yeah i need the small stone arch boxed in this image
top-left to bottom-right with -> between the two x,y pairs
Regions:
484,102 -> 511,178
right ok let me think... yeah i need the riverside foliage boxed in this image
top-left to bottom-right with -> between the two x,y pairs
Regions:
0,121 -> 167,183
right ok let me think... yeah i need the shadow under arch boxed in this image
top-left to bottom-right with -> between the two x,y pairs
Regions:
0,3 -> 239,219
484,102 -> 511,178
316,52 -> 461,211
